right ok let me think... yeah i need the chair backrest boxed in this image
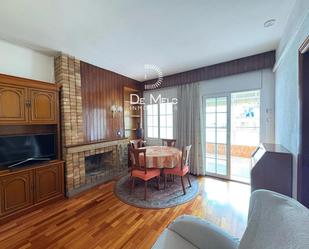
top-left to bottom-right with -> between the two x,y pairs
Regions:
130,139 -> 146,149
181,145 -> 192,170
129,146 -> 147,174
239,190 -> 309,249
162,139 -> 176,147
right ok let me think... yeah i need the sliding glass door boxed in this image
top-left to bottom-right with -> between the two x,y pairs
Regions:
204,96 -> 230,179
203,90 -> 260,183
230,90 -> 260,183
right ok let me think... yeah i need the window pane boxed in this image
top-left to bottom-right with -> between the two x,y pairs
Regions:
160,103 -> 166,115
148,128 -> 153,137
206,113 -> 216,127
206,98 -> 216,112
217,160 -> 227,175
166,115 -> 173,127
206,157 -> 216,173
166,128 -> 173,139
153,127 -> 158,138
217,143 -> 227,160
147,116 -> 153,126
160,128 -> 166,139
158,103 -> 173,139
147,105 -> 153,115
166,103 -> 173,114
217,113 -> 227,127
217,129 -> 227,144
160,115 -> 166,127
217,97 -> 227,112
206,142 -> 216,158
206,128 -> 215,143
152,104 -> 158,115
153,115 -> 158,126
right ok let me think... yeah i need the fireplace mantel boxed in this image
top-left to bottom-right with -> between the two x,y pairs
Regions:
66,138 -> 128,154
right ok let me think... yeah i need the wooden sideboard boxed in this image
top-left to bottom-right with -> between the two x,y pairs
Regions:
0,73 -> 64,223
0,161 -> 64,223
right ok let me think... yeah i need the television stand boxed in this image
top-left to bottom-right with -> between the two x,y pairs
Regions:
8,157 -> 51,168
0,160 -> 64,224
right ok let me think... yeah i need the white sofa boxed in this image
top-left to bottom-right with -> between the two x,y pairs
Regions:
152,190 -> 309,249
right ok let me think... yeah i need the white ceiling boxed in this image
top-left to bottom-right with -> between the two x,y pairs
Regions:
0,0 -> 295,81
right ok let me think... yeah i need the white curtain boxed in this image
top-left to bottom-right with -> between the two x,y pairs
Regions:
176,83 -> 205,175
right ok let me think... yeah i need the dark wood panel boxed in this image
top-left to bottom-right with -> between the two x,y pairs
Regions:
80,62 -> 141,142
143,51 -> 276,89
0,125 -> 57,136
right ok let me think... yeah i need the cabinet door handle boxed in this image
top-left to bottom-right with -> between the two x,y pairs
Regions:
25,100 -> 31,107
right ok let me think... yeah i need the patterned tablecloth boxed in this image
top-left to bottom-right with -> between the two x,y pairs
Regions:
139,146 -> 182,169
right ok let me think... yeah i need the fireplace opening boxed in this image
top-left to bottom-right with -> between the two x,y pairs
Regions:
85,151 -> 113,176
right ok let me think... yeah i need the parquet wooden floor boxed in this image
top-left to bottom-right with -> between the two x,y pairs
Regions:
0,177 -> 250,249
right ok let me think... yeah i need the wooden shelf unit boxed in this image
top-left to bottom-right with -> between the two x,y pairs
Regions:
123,87 -> 143,140
0,73 -> 65,224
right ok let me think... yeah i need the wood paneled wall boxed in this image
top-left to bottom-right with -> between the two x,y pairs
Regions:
80,62 -> 140,142
143,51 -> 275,89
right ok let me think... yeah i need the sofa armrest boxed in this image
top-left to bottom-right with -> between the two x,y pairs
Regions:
168,215 -> 239,249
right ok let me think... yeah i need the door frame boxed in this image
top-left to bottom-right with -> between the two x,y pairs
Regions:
202,93 -> 231,180
202,89 -> 261,182
298,35 -> 309,207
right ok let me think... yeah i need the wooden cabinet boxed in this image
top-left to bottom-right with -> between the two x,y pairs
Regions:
35,163 -> 63,202
0,74 -> 63,224
0,161 -> 64,223
29,89 -> 56,123
0,84 -> 28,123
0,74 -> 59,125
0,171 -> 33,216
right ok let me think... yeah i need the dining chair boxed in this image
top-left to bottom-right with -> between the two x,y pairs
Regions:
128,139 -> 146,169
129,147 -> 160,200
163,145 -> 192,195
162,139 -> 176,147
130,139 -> 146,149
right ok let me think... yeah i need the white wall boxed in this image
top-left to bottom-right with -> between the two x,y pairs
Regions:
199,69 -> 275,144
0,39 -> 54,83
274,0 -> 309,197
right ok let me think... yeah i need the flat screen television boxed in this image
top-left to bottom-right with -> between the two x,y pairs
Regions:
0,134 -> 56,169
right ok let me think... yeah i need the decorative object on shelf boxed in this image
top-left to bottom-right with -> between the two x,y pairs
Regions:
111,105 -> 123,118
136,121 -> 143,139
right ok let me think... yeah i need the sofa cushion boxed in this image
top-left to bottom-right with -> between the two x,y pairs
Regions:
239,190 -> 309,249
168,215 -> 239,249
152,229 -> 198,249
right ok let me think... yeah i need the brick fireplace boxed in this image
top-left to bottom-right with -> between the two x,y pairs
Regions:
54,54 -> 128,197
85,151 -> 113,176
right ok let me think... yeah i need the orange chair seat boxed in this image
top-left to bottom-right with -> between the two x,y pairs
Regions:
163,165 -> 189,176
132,168 -> 161,181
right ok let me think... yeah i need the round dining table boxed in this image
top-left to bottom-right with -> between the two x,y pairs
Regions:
139,146 -> 182,169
